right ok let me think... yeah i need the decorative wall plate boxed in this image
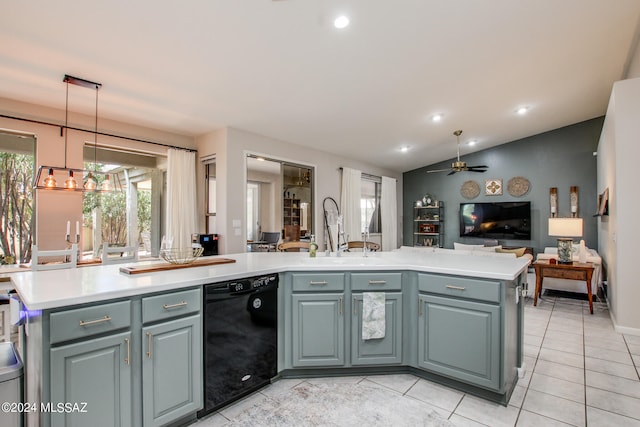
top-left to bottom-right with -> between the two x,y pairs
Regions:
460,180 -> 480,199
485,179 -> 503,196
507,176 -> 530,197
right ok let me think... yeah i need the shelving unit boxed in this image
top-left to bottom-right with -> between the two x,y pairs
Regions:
413,204 -> 444,247
283,197 -> 301,241
283,198 -> 301,226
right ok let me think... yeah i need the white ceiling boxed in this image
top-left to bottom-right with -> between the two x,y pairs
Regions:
2,1 -> 639,173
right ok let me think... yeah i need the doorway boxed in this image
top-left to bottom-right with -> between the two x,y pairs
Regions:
246,155 -> 314,251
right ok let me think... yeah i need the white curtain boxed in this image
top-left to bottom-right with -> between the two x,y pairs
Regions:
166,148 -> 197,249
381,176 -> 398,251
340,167 -> 362,243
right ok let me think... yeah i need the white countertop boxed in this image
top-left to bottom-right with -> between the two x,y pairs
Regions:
5,251 -> 529,311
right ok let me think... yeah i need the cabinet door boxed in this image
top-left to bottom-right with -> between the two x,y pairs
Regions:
292,293 -> 344,367
418,294 -> 500,390
142,315 -> 202,427
351,292 -> 402,365
50,331 -> 132,427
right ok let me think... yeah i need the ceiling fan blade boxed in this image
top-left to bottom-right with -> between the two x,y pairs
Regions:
468,169 -> 487,173
426,168 -> 451,173
447,170 -> 458,176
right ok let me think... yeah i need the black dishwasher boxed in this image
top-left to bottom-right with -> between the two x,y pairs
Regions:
198,274 -> 278,418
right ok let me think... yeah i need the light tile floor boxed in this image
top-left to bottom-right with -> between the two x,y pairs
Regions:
195,293 -> 640,426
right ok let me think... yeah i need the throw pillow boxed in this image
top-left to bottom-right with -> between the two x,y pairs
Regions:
496,247 -> 527,257
453,242 -> 484,250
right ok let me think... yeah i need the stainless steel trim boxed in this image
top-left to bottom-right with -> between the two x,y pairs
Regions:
79,315 -> 111,327
124,338 -> 130,365
446,285 -> 466,291
146,332 -> 152,359
163,301 -> 187,309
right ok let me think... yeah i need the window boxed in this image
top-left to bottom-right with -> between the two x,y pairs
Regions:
82,146 -> 164,259
205,161 -> 216,234
246,182 -> 260,241
0,132 -> 35,264
361,177 -> 381,234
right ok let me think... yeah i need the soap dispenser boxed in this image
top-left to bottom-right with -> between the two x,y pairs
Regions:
309,235 -> 318,258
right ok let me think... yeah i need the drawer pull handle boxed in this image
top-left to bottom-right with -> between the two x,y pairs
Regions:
446,285 -> 466,291
79,315 -> 111,327
163,301 -> 187,310
124,338 -> 130,365
146,332 -> 152,359
309,281 -> 328,285
368,280 -> 387,285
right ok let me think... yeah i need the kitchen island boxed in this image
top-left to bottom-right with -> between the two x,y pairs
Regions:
6,250 -> 529,426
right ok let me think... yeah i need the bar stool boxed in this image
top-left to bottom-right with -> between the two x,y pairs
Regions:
31,244 -> 78,271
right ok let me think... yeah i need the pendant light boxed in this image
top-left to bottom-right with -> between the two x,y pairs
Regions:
33,74 -> 121,193
43,168 -> 57,188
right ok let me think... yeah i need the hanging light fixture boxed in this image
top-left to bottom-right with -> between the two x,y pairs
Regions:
33,74 -> 121,192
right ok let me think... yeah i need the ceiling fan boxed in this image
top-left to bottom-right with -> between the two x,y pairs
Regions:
426,130 -> 488,175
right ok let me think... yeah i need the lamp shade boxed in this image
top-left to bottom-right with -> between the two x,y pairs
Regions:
548,218 -> 583,237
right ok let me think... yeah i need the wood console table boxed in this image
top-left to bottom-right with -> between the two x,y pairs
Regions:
533,260 -> 595,314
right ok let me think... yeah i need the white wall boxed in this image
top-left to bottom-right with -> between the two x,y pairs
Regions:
197,127 -> 403,254
597,77 -> 640,334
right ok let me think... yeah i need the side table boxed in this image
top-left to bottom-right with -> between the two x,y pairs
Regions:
533,260 -> 595,314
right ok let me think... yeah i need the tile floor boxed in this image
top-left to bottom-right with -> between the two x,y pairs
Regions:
195,293 -> 640,426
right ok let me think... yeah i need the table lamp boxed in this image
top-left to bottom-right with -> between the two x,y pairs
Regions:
548,218 -> 583,264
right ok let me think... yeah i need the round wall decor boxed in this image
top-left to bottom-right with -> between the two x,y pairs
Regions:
460,180 -> 480,199
507,176 -> 530,197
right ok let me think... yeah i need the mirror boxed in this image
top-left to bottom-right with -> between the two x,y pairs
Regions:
246,155 -> 313,251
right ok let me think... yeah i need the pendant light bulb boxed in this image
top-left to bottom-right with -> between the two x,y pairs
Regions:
44,168 -> 57,188
84,172 -> 97,191
100,174 -> 112,192
64,170 -> 78,189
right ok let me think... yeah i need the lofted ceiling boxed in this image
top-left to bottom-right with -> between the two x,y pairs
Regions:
1,1 -> 639,173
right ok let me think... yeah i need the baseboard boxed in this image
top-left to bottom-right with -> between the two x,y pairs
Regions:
607,302 -> 640,336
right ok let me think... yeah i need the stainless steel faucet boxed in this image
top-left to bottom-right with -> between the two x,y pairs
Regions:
362,230 -> 369,257
336,233 -> 349,256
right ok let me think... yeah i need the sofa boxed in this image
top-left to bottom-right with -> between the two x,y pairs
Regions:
529,247 -> 602,296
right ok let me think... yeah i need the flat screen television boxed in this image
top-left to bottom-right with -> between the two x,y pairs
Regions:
460,201 -> 531,240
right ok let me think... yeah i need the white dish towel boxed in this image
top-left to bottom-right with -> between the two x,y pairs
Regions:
362,292 -> 386,340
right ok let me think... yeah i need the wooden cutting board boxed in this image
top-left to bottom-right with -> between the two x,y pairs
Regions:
119,257 -> 236,275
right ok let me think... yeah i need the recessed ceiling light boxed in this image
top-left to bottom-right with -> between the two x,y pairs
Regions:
400,146 -> 409,153
517,107 -> 529,115
431,114 -> 443,122
467,140 -> 477,146
334,15 -> 350,29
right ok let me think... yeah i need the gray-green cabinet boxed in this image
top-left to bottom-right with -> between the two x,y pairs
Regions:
351,292 -> 402,365
418,294 -> 500,390
142,315 -> 201,427
42,288 -> 202,427
50,331 -> 132,427
417,273 -> 502,391
291,293 -> 345,367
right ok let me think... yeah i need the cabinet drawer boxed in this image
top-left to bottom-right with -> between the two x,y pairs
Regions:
292,273 -> 345,292
351,272 -> 402,291
418,274 -> 500,303
50,300 -> 131,344
142,287 -> 201,324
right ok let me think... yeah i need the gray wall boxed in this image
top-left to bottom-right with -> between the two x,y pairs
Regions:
403,117 -> 604,255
